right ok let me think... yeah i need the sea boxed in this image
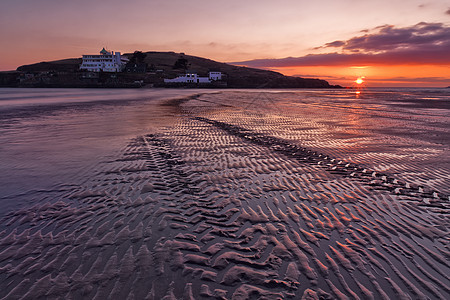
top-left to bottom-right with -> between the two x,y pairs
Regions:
0,87 -> 448,299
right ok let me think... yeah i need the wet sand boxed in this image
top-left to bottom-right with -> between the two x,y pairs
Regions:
0,90 -> 448,299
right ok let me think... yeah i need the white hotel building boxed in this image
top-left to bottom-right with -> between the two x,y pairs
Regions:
80,48 -> 128,72
164,71 -> 222,84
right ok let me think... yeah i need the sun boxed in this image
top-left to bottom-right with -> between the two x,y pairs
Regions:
355,77 -> 364,85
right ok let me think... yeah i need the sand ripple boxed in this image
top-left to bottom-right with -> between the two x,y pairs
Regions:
0,92 -> 449,299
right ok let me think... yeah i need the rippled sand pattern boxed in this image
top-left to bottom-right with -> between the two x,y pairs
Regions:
0,91 -> 449,299
195,91 -> 450,195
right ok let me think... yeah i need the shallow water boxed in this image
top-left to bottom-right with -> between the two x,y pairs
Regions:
0,88 -> 208,213
0,87 -> 448,299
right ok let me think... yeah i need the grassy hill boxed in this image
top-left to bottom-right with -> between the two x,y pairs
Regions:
17,58 -> 82,73
132,51 -> 337,88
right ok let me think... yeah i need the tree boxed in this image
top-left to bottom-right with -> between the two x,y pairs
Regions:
134,51 -> 147,64
173,57 -> 188,70
129,51 -> 147,64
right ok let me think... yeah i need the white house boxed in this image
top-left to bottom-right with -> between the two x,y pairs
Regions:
80,48 -> 128,72
164,71 -> 223,84
209,72 -> 222,81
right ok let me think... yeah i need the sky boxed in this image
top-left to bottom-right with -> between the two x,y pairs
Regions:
1,0 -> 449,87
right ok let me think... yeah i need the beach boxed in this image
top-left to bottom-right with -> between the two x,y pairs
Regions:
0,88 -> 449,299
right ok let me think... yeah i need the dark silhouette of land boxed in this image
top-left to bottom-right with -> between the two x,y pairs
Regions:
1,51 -> 341,88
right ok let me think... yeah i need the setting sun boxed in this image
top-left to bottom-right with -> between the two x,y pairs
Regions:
355,77 -> 364,85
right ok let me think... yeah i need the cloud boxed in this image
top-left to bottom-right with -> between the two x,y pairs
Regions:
314,40 -> 345,49
291,74 -> 449,84
234,48 -> 450,68
446,8 -> 450,15
234,23 -> 450,68
291,74 -> 348,80
367,76 -> 450,83
337,22 -> 449,53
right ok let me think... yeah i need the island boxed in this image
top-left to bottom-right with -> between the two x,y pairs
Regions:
0,49 -> 341,89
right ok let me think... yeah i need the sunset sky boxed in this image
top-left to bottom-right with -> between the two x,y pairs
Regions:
1,0 -> 449,87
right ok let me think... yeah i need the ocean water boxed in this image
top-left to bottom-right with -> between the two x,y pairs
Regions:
0,87 -> 448,299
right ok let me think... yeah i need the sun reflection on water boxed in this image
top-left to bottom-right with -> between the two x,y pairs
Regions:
352,77 -> 366,98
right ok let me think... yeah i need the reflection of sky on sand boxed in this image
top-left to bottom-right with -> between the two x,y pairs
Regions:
0,86 -> 448,215
0,88 -> 449,299
0,88 -> 208,213
190,89 -> 449,194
